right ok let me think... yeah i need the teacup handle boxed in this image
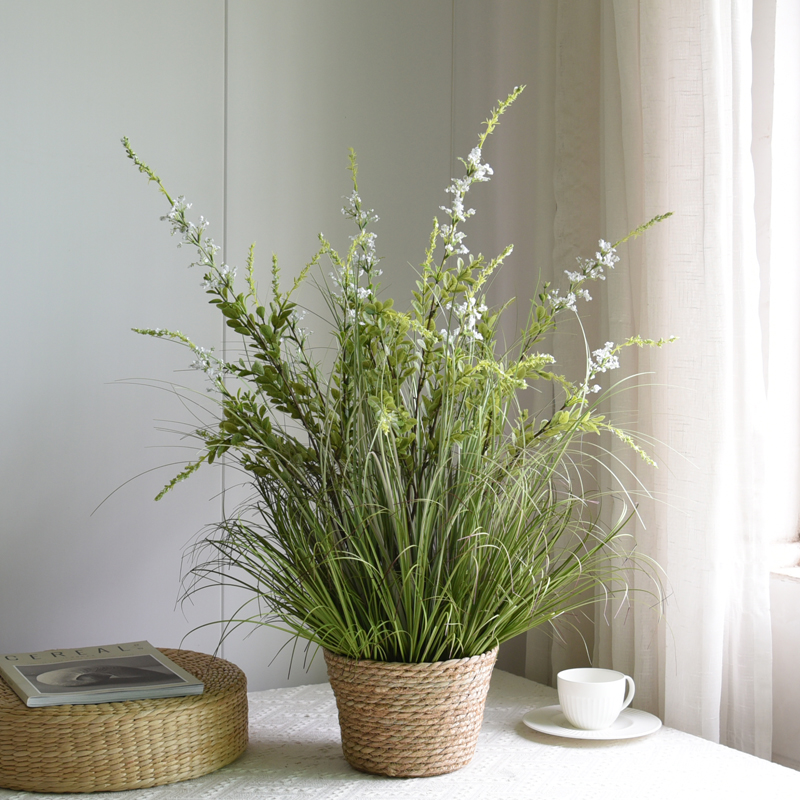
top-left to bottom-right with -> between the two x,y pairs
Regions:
621,675 -> 636,710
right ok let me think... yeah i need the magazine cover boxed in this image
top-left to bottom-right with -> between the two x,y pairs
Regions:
0,641 -> 204,707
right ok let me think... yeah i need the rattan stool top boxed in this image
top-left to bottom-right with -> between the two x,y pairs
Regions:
0,648 -> 248,794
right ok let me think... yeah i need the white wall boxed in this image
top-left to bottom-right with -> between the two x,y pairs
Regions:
1,0 -> 228,670
0,0 -> 555,691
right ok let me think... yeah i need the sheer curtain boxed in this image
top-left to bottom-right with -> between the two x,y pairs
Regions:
547,0 -> 780,757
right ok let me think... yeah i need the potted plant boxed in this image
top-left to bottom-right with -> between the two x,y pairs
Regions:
122,87 -> 669,777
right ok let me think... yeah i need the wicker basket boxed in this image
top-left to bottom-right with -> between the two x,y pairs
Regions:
324,647 -> 497,777
0,648 -> 248,794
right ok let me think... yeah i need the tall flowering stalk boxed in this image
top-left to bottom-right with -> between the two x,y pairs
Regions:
123,87 -> 670,662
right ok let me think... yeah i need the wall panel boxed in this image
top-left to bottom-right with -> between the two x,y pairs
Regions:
0,0 -> 226,661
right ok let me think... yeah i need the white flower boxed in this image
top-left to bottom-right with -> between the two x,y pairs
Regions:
360,231 -> 378,270
472,161 -> 493,182
467,147 -> 482,168
341,190 -> 360,217
190,345 -> 227,388
465,147 -> 493,182
548,290 -> 578,312
440,193 -> 476,224
442,227 -> 469,256
442,296 -> 487,343
341,190 -> 379,227
447,177 -> 471,195
590,342 -> 620,373
203,264 -> 236,291
160,196 -> 192,237
440,327 -> 460,348
566,240 -> 620,285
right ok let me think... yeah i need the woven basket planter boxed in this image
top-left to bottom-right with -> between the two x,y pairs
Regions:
324,647 -> 498,777
0,649 -> 248,794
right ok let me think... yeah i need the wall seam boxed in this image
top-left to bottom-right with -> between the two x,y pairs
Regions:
220,0 -> 229,659
450,0 -> 456,176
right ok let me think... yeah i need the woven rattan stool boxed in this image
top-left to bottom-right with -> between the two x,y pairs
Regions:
0,648 -> 248,793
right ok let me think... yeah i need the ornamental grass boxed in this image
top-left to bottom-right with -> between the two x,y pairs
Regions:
123,87 -> 669,663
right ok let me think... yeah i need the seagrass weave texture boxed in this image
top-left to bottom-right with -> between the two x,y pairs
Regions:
324,647 -> 498,777
0,648 -> 248,793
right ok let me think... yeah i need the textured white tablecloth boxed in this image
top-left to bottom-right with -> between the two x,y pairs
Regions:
2,670 -> 798,799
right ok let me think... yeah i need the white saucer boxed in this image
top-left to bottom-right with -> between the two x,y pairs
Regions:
522,705 -> 662,740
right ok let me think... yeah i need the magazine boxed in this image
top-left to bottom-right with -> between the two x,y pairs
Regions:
0,641 -> 204,707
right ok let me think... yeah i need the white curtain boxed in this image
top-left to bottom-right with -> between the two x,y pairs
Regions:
546,0 -> 788,758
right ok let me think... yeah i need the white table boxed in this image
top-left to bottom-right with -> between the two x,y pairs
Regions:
2,670 -> 798,799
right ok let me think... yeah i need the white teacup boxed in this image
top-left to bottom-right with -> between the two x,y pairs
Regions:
557,668 -> 635,730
